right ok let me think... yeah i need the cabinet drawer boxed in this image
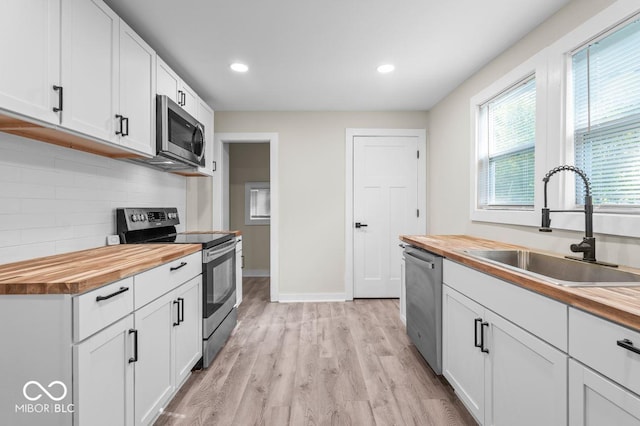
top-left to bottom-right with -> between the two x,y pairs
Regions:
74,277 -> 134,342
443,259 -> 567,351
135,251 -> 201,309
569,307 -> 640,395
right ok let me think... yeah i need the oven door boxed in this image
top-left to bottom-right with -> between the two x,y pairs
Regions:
202,239 -> 236,334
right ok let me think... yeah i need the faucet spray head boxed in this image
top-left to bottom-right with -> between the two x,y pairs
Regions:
540,208 -> 552,232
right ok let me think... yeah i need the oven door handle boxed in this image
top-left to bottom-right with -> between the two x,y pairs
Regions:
203,239 -> 237,262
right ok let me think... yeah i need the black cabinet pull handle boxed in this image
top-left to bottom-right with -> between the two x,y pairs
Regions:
123,116 -> 129,136
178,297 -> 184,323
617,338 -> 640,355
128,329 -> 138,363
181,91 -> 186,106
96,286 -> 129,302
355,222 -> 368,228
115,114 -> 124,135
474,318 -> 482,348
170,261 -> 187,271
53,85 -> 63,112
173,300 -> 180,326
178,90 -> 184,106
480,322 -> 490,353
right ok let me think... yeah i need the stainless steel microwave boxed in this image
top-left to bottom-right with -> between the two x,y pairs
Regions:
156,94 -> 205,167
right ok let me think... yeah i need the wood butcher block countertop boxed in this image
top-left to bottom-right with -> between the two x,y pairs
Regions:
0,244 -> 202,295
401,234 -> 640,332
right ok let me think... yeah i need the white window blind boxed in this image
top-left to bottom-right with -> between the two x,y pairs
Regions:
572,17 -> 640,207
478,76 -> 536,207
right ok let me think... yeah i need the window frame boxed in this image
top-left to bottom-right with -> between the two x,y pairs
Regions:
470,0 -> 640,238
470,51 -> 548,227
244,181 -> 271,226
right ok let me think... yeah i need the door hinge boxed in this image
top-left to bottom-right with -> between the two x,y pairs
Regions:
417,209 -> 420,217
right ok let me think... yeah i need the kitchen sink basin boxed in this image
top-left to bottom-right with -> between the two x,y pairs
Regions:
462,249 -> 640,287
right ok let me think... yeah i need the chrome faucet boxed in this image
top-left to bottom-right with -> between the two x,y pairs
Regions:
540,165 -> 597,263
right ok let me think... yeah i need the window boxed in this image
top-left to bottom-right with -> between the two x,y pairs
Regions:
572,17 -> 640,207
245,182 -> 270,225
477,76 -> 536,208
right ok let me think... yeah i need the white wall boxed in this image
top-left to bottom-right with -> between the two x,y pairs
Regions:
215,111 -> 428,297
426,0 -> 640,267
0,132 -> 186,264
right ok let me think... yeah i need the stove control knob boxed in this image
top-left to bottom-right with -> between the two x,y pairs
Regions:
140,214 -> 146,222
131,214 -> 138,222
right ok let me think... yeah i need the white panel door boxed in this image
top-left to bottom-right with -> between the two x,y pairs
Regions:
569,360 -> 640,426
353,135 -> 420,297
0,0 -> 60,124
118,21 -> 155,156
74,315 -> 134,426
61,0 -> 119,141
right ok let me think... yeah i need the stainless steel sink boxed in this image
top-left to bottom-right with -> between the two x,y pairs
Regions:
462,249 -> 640,287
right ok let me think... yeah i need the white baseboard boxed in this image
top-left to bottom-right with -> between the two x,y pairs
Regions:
243,269 -> 270,277
278,292 -> 346,303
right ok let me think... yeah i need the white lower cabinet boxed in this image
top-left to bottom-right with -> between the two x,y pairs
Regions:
569,307 -> 640,425
74,315 -> 134,426
173,277 -> 203,387
133,291 -> 175,426
443,276 -> 567,425
133,275 -> 202,425
68,253 -> 203,426
569,360 -> 640,425
443,285 -> 485,422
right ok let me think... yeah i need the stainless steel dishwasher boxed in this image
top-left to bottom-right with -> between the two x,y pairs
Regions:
404,245 -> 443,375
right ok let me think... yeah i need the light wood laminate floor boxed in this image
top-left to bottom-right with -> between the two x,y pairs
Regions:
155,277 -> 476,426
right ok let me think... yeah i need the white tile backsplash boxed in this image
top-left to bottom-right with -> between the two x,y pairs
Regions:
0,132 -> 187,264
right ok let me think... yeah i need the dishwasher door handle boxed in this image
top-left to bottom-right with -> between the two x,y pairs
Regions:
404,251 -> 436,269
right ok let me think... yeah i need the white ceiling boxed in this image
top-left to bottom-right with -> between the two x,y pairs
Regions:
104,0 -> 570,111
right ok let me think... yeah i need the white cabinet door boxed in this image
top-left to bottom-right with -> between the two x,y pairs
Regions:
173,276 -> 202,387
133,292 -> 174,426
197,97 -> 215,174
235,237 -> 243,306
569,359 -> 640,426
61,0 -> 119,141
486,310 -> 567,426
156,57 -> 179,104
443,285 -> 485,424
180,82 -> 197,117
0,0 -> 61,124
118,21 -> 155,156
74,315 -> 134,426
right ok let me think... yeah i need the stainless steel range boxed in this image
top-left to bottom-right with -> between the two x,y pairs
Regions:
116,207 -> 237,368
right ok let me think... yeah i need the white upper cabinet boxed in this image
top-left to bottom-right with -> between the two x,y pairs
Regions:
119,21 -> 156,156
156,57 -> 198,117
156,57 -> 180,105
61,0 -> 119,142
61,0 -> 154,156
197,97 -> 215,175
0,0 -> 61,124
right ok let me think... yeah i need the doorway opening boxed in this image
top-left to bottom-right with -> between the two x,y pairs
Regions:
214,133 -> 279,302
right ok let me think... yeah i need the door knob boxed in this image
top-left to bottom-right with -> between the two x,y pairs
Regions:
355,222 -> 368,228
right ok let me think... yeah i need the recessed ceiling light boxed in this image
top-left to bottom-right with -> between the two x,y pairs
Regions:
230,62 -> 249,73
377,64 -> 395,74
